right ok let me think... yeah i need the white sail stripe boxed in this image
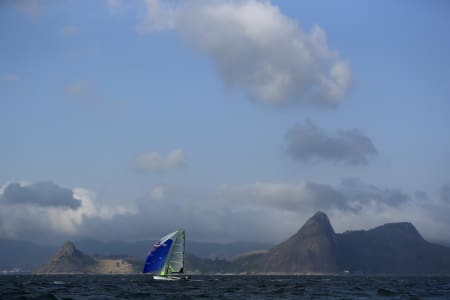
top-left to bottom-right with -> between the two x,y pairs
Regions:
159,231 -> 178,244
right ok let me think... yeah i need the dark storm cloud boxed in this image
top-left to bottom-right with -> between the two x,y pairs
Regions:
0,182 -> 81,209
286,120 -> 377,165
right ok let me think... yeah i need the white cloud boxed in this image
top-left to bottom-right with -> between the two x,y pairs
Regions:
78,180 -> 450,244
220,181 -> 348,212
134,0 -> 351,105
0,182 -> 135,242
62,26 -> 79,36
2,180 -> 450,244
77,183 -> 297,243
2,74 -> 18,81
320,60 -> 352,103
134,149 -> 186,172
74,180 -> 430,243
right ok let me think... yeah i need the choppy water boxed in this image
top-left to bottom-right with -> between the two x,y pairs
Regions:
1,275 -> 450,299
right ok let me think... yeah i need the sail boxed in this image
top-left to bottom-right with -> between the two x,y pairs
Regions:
167,229 -> 184,274
142,229 -> 185,275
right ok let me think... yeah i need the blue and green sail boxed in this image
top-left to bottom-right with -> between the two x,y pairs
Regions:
142,229 -> 185,276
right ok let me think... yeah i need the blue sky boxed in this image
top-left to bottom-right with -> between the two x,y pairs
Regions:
1,0 -> 449,244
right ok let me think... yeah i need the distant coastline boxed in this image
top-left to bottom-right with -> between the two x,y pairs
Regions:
31,212 -> 450,275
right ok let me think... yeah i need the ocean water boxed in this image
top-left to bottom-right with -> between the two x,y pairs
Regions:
1,275 -> 450,299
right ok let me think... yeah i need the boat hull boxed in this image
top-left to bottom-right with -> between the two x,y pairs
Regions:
153,275 -> 189,281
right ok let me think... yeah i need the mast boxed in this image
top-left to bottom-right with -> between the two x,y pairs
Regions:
182,229 -> 185,273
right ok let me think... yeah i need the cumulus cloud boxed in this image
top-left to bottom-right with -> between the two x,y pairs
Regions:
77,184 -> 296,243
2,180 -> 450,244
0,182 -> 135,243
0,182 -> 81,209
133,0 -> 351,105
220,179 -> 409,214
134,149 -> 186,172
286,120 -> 377,165
221,182 -> 348,212
73,180 -> 450,244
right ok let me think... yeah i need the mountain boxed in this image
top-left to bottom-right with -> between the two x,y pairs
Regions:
6,212 -> 450,274
34,241 -> 140,274
33,241 -> 236,275
237,212 -> 450,274
259,211 -> 338,273
337,222 -> 450,273
0,238 -> 270,272
34,241 -> 96,274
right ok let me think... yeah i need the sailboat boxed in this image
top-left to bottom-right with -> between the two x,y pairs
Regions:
142,229 -> 189,280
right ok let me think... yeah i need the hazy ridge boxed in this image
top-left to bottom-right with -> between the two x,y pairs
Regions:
28,211 -> 450,275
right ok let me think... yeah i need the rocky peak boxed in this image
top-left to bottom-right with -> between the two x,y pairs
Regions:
35,241 -> 97,274
296,211 -> 335,240
53,241 -> 83,259
260,211 -> 338,273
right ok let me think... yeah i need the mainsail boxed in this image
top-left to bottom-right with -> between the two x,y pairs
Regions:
143,229 -> 185,276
